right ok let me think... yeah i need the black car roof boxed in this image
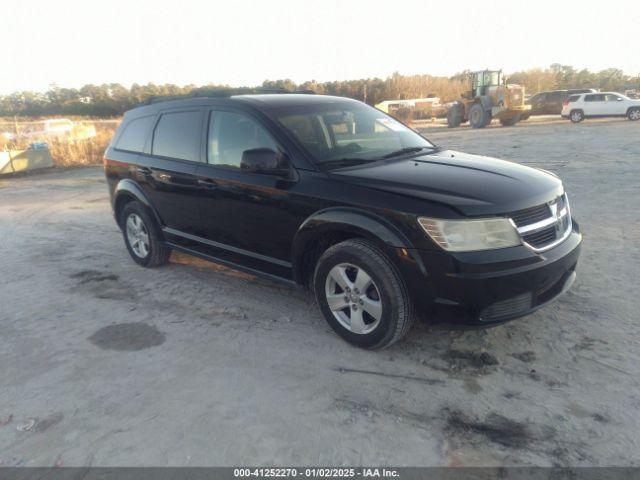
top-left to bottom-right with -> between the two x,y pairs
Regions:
123,94 -> 360,119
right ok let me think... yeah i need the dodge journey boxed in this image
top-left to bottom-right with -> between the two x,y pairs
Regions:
104,93 -> 581,348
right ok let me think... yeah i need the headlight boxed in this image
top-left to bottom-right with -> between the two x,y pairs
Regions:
418,217 -> 521,252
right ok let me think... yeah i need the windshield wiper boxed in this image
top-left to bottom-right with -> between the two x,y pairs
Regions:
381,146 -> 432,159
317,158 -> 377,170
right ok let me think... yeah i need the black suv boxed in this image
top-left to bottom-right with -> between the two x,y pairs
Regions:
524,89 -> 597,117
105,93 -> 581,349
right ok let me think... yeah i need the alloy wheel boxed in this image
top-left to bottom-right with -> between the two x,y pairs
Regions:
126,213 -> 150,258
324,263 -> 383,334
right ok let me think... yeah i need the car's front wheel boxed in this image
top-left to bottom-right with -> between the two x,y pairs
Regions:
627,107 -> 640,121
313,239 -> 415,349
121,201 -> 170,267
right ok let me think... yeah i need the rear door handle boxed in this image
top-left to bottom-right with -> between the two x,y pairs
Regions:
136,166 -> 152,174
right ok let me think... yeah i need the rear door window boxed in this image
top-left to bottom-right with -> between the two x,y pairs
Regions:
115,115 -> 155,152
152,111 -> 202,161
585,94 -> 605,102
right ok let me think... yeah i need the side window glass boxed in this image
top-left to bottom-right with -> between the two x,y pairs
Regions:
152,111 -> 202,162
116,115 -> 155,152
605,94 -> 620,102
208,111 -> 278,168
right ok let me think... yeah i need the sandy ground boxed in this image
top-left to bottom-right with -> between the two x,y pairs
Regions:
0,118 -> 639,467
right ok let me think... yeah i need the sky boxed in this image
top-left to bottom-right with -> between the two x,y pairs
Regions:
4,0 -> 640,94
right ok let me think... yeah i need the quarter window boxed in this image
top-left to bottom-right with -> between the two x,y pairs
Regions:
152,111 -> 202,161
116,115 -> 155,152
208,111 -> 278,168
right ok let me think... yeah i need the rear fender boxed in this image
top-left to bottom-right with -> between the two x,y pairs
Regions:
113,179 -> 163,229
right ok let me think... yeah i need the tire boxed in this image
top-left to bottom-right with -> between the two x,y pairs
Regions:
520,113 -> 531,121
569,110 -> 584,123
121,201 -> 170,267
313,239 -> 415,349
447,105 -> 463,128
627,107 -> 640,121
499,114 -> 520,127
469,103 -> 490,128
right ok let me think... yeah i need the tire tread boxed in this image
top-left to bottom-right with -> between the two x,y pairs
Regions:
315,239 -> 415,349
121,201 -> 170,268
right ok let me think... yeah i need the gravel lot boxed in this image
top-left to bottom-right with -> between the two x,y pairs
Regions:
1,118 -> 639,467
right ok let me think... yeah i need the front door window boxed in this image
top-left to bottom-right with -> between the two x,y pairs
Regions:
208,111 -> 278,169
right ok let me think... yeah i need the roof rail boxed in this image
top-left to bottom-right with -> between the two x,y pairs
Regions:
144,87 -> 315,105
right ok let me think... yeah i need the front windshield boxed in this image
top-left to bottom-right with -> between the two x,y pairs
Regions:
272,102 -> 435,167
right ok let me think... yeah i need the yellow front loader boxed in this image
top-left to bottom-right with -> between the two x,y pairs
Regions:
447,70 -> 531,128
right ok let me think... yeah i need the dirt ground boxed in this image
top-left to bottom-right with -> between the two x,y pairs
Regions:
0,118 -> 639,467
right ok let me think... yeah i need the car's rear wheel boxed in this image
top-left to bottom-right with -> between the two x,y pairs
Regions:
627,107 -> 640,121
570,110 -> 584,123
121,201 -> 170,267
313,239 -> 415,349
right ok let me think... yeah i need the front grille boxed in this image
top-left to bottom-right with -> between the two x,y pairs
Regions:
509,194 -> 571,252
522,226 -> 557,248
510,204 -> 551,227
480,265 -> 576,322
480,293 -> 533,322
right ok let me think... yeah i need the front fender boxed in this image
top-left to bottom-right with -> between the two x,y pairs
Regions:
291,207 -> 427,284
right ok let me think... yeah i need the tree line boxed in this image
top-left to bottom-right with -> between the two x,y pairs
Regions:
1,65 -> 638,117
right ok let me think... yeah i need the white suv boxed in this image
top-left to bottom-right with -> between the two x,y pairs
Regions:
561,92 -> 640,123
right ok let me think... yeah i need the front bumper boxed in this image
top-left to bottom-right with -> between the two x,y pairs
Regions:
407,222 -> 582,326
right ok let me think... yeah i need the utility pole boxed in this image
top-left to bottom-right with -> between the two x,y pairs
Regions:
363,84 -> 367,104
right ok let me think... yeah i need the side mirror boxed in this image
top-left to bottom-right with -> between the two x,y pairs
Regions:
241,148 -> 291,177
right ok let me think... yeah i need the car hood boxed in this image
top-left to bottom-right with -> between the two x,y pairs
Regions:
329,150 -> 563,216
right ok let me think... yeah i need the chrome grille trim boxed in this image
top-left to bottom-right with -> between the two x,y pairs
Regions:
510,204 -> 551,227
516,207 -> 568,235
509,194 -> 572,253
